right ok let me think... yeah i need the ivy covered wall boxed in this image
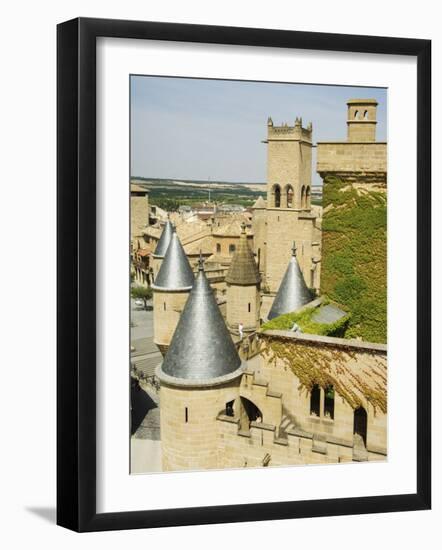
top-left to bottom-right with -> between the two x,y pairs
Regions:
321,176 -> 387,344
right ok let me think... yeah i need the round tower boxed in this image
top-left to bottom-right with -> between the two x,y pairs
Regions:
156,256 -> 245,472
225,222 -> 261,335
268,242 -> 312,320
151,230 -> 194,356
151,219 -> 174,280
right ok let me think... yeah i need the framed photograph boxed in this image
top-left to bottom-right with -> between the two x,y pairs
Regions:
57,17 -> 431,532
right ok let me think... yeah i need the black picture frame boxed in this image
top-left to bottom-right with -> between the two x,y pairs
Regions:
57,17 -> 431,532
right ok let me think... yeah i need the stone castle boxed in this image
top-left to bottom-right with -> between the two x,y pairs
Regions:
131,99 -> 388,472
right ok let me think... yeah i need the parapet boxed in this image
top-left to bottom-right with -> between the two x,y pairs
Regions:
267,116 -> 312,143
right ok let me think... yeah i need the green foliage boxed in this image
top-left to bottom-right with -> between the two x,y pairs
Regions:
261,304 -> 350,338
131,178 -> 264,209
321,176 -> 387,343
151,198 -> 181,211
131,285 -> 153,308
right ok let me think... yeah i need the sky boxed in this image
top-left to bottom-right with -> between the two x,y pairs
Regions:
130,76 -> 387,185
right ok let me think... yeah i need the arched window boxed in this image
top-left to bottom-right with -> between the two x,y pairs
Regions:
240,396 -> 263,431
324,385 -> 335,419
225,399 -> 235,417
301,185 -> 306,209
273,184 -> 281,208
353,406 -> 368,446
354,109 -> 359,119
229,244 -> 236,255
216,242 -> 221,254
286,185 -> 294,208
306,186 -> 311,208
363,110 -> 368,120
310,384 -> 320,417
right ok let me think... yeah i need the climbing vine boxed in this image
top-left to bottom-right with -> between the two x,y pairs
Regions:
321,175 -> 387,344
260,334 -> 387,413
260,302 -> 350,337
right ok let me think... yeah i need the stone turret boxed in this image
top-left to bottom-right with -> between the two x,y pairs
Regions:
346,99 -> 378,142
157,256 -> 245,471
268,242 -> 312,320
262,115 -> 319,293
151,230 -> 194,355
225,222 -> 261,334
151,219 -> 174,280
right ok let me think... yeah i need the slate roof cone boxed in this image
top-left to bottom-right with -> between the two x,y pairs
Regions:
226,223 -> 261,286
153,218 -> 174,258
159,253 -> 244,383
267,242 -> 312,320
151,229 -> 194,291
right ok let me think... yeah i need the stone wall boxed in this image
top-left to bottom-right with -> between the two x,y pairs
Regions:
131,193 -> 149,242
212,234 -> 253,258
226,284 -> 260,333
216,331 -> 387,468
317,142 -> 387,186
256,332 -> 387,454
159,330 -> 387,472
160,378 -> 240,471
265,209 -> 320,293
153,290 -> 190,352
251,206 -> 267,277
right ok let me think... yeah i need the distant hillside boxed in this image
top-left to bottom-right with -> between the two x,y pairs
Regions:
321,176 -> 387,344
131,177 -> 266,209
131,176 -> 266,187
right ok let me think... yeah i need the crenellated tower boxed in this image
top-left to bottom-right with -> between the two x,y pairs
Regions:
263,117 -> 320,295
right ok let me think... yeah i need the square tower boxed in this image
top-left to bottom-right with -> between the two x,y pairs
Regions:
263,118 -> 320,295
266,117 -> 313,210
346,99 -> 378,142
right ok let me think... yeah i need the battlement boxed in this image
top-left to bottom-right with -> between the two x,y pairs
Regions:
216,408 -> 387,466
267,117 -> 312,143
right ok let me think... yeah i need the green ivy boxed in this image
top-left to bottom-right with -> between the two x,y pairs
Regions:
261,304 -> 350,337
321,176 -> 387,343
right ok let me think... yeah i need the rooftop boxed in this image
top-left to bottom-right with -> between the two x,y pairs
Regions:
152,231 -> 194,291
152,220 -> 174,258
158,257 -> 243,384
267,243 -> 312,320
225,223 -> 260,286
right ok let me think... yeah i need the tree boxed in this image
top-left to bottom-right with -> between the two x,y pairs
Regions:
131,285 -> 153,310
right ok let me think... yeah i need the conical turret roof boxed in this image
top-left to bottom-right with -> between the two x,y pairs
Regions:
152,231 -> 194,291
152,219 -> 174,258
226,223 -> 260,286
268,242 -> 312,320
252,195 -> 266,209
159,256 -> 243,383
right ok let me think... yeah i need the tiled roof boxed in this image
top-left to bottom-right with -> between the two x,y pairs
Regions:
225,224 -> 260,286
